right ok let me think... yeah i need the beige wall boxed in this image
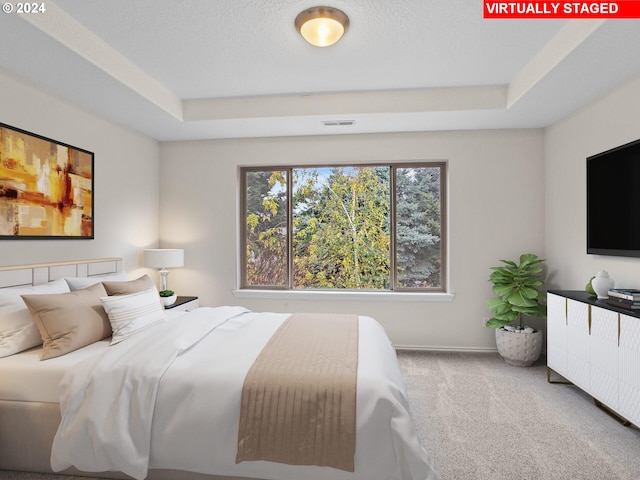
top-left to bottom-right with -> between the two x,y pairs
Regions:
4,49 -> 638,349
0,66 -> 552,351
545,75 -> 640,292
160,129 -> 545,350
0,71 -> 160,274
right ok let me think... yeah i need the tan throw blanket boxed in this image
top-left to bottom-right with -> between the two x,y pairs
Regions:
236,313 -> 359,472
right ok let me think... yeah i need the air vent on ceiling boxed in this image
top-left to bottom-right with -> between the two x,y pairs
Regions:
322,120 -> 356,127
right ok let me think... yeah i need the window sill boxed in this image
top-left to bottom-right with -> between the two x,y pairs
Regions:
232,289 -> 454,302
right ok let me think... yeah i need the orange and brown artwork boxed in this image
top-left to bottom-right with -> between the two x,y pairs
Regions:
0,123 -> 93,238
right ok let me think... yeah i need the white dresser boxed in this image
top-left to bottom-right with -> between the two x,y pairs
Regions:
547,290 -> 640,427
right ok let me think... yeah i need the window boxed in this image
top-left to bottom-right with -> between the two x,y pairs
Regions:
241,163 -> 446,292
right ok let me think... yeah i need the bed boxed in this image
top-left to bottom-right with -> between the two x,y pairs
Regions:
0,258 -> 437,480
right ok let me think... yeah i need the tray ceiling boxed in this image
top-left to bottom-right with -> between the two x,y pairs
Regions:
1,1 -> 639,140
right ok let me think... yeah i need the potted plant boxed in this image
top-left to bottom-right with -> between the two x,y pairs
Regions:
486,253 -> 547,366
159,289 -> 177,306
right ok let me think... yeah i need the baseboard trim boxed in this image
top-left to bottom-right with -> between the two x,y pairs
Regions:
394,345 -> 498,353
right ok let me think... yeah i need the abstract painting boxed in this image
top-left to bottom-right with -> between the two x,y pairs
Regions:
0,123 -> 94,239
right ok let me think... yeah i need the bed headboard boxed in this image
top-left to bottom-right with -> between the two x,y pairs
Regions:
0,258 -> 123,289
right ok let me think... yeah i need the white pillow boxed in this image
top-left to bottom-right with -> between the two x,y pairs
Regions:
100,287 -> 165,345
65,271 -> 128,291
0,278 -> 71,358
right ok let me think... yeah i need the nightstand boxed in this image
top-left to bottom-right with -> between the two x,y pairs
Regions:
165,296 -> 199,312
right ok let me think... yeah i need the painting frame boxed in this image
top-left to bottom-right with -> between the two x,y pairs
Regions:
0,122 -> 94,240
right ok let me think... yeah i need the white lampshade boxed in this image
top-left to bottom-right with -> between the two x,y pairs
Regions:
144,249 -> 184,269
144,249 -> 184,291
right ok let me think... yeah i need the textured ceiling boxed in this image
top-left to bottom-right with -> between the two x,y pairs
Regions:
0,1 -> 639,141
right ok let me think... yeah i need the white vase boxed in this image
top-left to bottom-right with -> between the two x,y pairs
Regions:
591,270 -> 614,299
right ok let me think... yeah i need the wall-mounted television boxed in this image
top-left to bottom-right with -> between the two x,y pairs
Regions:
587,138 -> 640,258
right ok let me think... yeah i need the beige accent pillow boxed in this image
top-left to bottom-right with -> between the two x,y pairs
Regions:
101,287 -> 165,345
21,283 -> 112,360
102,274 -> 156,296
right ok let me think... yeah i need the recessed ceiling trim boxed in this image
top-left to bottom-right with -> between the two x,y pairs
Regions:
20,0 -> 183,121
183,86 -> 507,122
507,19 -> 605,108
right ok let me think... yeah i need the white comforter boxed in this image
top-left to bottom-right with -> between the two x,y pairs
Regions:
51,306 -> 437,480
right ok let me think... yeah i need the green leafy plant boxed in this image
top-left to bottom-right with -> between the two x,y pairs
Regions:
486,253 -> 546,329
159,290 -> 175,297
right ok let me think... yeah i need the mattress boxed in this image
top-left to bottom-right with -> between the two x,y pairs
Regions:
0,310 -> 187,403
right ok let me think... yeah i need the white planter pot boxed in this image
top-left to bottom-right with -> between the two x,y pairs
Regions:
161,295 -> 177,306
495,328 -> 543,367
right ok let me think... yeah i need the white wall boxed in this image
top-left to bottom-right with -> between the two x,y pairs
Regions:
545,74 -> 640,292
160,129 -> 545,350
6,48 -> 638,349
0,70 -> 160,274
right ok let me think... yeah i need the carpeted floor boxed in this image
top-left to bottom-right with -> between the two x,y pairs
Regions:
399,351 -> 640,480
1,351 -> 639,480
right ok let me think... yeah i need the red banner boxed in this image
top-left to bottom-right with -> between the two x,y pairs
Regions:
484,1 -> 640,18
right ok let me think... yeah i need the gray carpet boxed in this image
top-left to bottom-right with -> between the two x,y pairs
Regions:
399,351 -> 640,480
1,351 -> 639,480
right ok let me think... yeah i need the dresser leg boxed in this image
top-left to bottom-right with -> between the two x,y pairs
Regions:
593,399 -> 632,427
547,367 -> 572,384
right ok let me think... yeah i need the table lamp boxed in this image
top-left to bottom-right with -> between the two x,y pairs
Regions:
143,248 -> 184,291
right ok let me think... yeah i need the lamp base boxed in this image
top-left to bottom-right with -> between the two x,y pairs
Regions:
159,269 -> 170,292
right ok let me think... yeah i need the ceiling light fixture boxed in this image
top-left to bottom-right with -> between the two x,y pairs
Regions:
295,6 -> 349,47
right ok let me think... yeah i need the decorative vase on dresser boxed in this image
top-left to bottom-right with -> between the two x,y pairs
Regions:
591,270 -> 614,299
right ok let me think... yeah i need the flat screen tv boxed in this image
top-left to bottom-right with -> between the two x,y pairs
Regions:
587,138 -> 640,257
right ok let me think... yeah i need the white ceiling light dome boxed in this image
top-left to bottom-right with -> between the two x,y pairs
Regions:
295,6 -> 350,47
